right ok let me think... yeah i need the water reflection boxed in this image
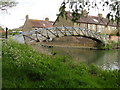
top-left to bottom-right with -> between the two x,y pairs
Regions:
49,47 -> 120,70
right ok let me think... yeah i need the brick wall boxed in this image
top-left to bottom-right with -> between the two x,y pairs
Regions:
110,36 -> 120,42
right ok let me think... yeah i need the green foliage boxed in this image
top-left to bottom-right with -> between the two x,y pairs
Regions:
97,40 -> 120,49
99,44 -> 113,50
105,44 -> 113,49
108,41 -> 120,49
97,43 -> 106,50
2,40 -> 120,88
118,42 -> 120,46
59,2 -> 67,19
71,11 -> 81,22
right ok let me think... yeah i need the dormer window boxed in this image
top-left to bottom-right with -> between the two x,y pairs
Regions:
93,19 -> 98,23
43,24 -> 46,26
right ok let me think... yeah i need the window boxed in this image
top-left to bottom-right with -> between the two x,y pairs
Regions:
101,26 -> 104,31
113,27 -> 116,30
88,24 -> 90,29
98,25 -> 101,32
108,26 -> 110,30
112,27 -> 115,30
84,24 -> 86,28
93,25 -> 95,30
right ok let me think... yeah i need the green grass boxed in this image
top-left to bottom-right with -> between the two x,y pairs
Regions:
2,40 -> 120,88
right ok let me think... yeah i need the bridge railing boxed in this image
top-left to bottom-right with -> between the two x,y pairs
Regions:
23,27 -> 107,44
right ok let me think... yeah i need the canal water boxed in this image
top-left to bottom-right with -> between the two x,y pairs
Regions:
48,47 -> 120,70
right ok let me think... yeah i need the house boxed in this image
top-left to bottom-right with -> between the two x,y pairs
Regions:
53,11 -> 118,35
22,15 -> 54,32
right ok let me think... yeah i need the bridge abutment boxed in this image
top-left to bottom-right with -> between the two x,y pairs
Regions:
42,36 -> 99,48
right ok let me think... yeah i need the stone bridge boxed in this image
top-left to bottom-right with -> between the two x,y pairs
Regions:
23,27 -> 107,44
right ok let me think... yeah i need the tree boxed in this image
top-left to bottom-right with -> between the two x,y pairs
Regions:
59,0 -> 120,35
0,0 -> 18,11
107,1 -> 120,35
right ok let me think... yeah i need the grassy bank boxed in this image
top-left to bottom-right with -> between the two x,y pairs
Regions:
2,40 -> 120,88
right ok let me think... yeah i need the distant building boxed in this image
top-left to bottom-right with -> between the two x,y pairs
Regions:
0,26 -> 5,38
13,26 -> 23,31
54,11 -> 118,35
22,15 -> 54,32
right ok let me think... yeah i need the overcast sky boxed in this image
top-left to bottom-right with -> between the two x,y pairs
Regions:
0,0 -> 63,29
0,0 -> 112,29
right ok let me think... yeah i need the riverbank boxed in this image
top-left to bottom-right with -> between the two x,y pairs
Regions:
41,42 -> 98,49
40,41 -> 120,50
2,40 -> 120,88
39,35 -> 120,50
6,34 -> 120,50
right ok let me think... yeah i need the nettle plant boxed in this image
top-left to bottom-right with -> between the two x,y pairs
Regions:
59,0 -> 120,34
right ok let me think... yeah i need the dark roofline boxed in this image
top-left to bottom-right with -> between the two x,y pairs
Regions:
78,22 -> 117,27
75,16 -> 117,27
54,11 -> 118,27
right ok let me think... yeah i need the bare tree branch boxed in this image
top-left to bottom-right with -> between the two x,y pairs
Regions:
0,0 -> 18,11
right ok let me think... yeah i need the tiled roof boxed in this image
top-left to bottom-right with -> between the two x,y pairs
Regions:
66,12 -> 117,27
29,19 -> 53,28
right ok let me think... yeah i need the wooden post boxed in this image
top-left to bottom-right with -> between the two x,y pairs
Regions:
87,23 -> 88,29
117,22 -> 120,49
5,27 -> 8,39
23,35 -> 27,44
35,30 -> 40,42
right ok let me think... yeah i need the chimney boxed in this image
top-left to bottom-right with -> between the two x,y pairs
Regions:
45,17 -> 49,21
98,13 -> 102,18
26,15 -> 29,20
